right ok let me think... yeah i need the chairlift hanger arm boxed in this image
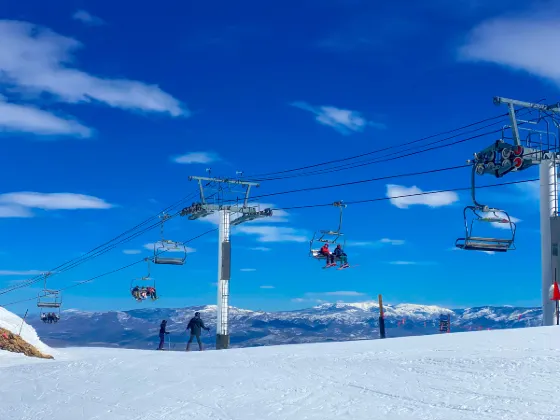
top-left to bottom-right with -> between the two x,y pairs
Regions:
332,201 -> 347,233
470,165 -> 486,209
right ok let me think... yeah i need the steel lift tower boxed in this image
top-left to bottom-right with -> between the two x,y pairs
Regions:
180,175 -> 272,349
464,96 -> 560,326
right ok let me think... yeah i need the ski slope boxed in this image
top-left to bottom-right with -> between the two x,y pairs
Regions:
2,326 -> 559,420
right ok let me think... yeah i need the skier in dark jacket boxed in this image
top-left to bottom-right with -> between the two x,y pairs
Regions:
333,244 -> 349,268
158,320 -> 169,350
186,312 -> 210,351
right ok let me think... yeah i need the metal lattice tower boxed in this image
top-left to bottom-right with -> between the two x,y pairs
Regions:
473,97 -> 560,326
180,175 -> 272,349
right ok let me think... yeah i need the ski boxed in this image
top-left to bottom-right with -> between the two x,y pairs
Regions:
337,264 -> 358,270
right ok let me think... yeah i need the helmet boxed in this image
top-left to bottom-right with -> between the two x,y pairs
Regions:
194,312 -> 200,317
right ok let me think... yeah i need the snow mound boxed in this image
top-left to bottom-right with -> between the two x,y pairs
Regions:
0,307 -> 53,356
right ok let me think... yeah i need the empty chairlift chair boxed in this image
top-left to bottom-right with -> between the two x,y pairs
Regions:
455,165 -> 516,252
153,240 -> 187,265
455,206 -> 516,252
152,212 -> 188,265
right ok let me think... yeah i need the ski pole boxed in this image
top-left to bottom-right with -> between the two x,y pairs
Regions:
168,333 -> 171,350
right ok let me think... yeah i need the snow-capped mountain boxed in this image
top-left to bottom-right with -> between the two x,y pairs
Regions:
27,302 -> 542,350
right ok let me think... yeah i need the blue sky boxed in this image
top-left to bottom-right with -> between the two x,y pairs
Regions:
1,0 -> 558,315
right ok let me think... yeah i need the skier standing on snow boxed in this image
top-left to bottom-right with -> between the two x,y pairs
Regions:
186,312 -> 210,351
158,320 -> 169,350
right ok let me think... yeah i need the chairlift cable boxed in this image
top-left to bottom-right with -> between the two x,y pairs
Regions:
0,227 -> 218,308
247,109 -> 537,181
0,191 -> 201,295
0,110 -> 544,297
272,177 -> 541,211
244,109 -> 532,180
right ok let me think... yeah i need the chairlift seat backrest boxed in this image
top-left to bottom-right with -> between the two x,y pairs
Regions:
38,302 -> 61,308
310,249 -> 344,260
154,257 -> 185,265
456,237 -> 513,252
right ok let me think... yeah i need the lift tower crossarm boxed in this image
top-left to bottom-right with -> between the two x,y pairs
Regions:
494,97 -> 560,148
188,176 -> 260,207
493,97 -> 560,113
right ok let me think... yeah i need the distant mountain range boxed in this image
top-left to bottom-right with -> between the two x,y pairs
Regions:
27,302 -> 543,351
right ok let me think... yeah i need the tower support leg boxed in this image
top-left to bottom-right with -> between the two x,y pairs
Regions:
540,160 -> 558,326
216,210 -> 231,349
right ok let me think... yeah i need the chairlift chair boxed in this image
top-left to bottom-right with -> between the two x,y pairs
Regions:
152,213 -> 187,265
309,201 -> 348,261
153,240 -> 187,265
37,289 -> 62,322
130,258 -> 158,301
455,166 -> 517,252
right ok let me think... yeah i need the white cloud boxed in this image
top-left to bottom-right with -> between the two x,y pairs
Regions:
0,270 -> 43,276
72,10 -> 105,26
351,238 -> 405,247
172,152 -> 220,164
240,268 -> 256,272
321,291 -> 365,297
143,243 -> 196,253
250,246 -> 271,251
260,285 -> 275,289
0,192 -> 113,210
0,205 -> 33,218
0,20 -> 186,117
458,8 -> 560,87
379,238 -> 405,245
388,260 -> 436,266
291,101 -> 385,135
291,297 -> 327,304
386,184 -> 459,209
0,97 -> 92,138
123,249 -> 142,255
292,291 -> 364,304
236,226 -> 307,243
513,181 -> 541,200
486,211 -> 521,230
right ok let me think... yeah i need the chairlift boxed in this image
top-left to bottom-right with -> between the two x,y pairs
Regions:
37,272 -> 62,323
455,165 -> 517,252
153,213 -> 187,265
130,258 -> 158,302
309,201 -> 348,260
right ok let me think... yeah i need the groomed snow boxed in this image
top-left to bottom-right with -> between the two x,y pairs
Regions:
0,307 -> 54,357
2,326 -> 560,419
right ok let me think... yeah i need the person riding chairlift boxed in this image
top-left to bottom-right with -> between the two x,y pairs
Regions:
333,244 -> 349,268
146,286 -> 157,300
319,244 -> 335,266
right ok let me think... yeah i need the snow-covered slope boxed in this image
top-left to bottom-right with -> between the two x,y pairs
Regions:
2,327 -> 559,419
0,307 -> 53,356
28,302 -> 542,350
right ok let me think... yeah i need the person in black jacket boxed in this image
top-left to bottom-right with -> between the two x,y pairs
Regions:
186,312 -> 210,351
333,244 -> 349,268
158,320 -> 169,350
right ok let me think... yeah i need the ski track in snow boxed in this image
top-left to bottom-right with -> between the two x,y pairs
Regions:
2,327 -> 560,419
